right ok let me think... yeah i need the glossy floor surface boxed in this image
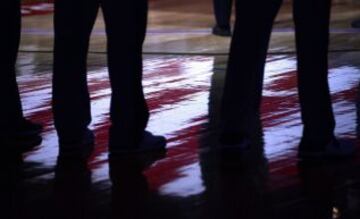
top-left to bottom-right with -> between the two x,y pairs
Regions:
4,0 -> 360,218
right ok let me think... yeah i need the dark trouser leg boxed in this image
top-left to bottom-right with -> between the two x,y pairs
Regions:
0,1 -> 23,133
213,0 -> 233,29
221,0 -> 282,136
293,0 -> 335,147
101,0 -> 149,149
53,0 -> 99,142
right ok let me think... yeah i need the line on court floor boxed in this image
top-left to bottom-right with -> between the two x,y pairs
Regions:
21,28 -> 360,36
18,48 -> 360,56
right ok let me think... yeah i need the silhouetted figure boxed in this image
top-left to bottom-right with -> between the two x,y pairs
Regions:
53,0 -> 166,157
0,1 -> 42,150
212,0 -> 233,36
220,0 -> 355,158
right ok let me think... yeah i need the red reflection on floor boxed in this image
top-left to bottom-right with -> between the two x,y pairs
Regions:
21,3 -> 54,16
19,55 -> 359,199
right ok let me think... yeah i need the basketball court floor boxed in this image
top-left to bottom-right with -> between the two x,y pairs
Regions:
4,0 -> 360,218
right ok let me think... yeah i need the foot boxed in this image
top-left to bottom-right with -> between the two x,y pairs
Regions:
351,19 -> 360,28
218,133 -> 251,153
109,149 -> 166,174
298,138 -> 356,159
212,25 -> 231,37
14,119 -> 43,137
58,129 -> 95,159
1,119 -> 43,151
2,135 -> 42,153
109,131 -> 166,155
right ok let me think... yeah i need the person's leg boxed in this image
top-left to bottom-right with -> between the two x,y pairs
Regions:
220,0 -> 282,146
213,0 -> 233,34
0,1 -> 42,148
293,0 -> 335,150
53,0 -> 99,144
1,1 -> 23,132
101,0 -> 165,153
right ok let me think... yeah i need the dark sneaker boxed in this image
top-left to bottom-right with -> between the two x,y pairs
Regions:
58,129 -> 95,159
216,134 -> 253,168
2,135 -> 42,154
109,149 -> 166,174
109,131 -> 166,155
218,132 -> 251,153
351,19 -> 360,28
15,119 -> 43,137
218,139 -> 251,152
212,25 -> 231,37
1,119 -> 43,152
298,138 -> 356,159
55,155 -> 90,180
108,151 -> 166,219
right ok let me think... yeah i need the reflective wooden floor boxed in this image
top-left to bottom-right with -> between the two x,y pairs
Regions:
3,0 -> 360,218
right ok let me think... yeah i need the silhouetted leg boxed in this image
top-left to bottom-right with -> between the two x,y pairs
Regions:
53,0 -> 99,142
221,0 -> 282,140
293,0 -> 335,148
101,0 -> 150,149
213,0 -> 233,29
0,1 -> 23,133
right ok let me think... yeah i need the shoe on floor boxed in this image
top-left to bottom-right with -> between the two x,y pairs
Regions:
218,132 -> 251,153
2,135 -> 42,153
1,119 -> 43,151
109,149 -> 166,174
109,131 -> 166,155
212,25 -> 231,37
218,139 -> 252,154
58,129 -> 95,159
298,138 -> 356,159
351,19 -> 360,28
14,118 -> 43,137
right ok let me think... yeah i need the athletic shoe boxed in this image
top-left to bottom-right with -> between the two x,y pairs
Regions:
109,131 -> 166,155
58,129 -> 95,159
212,25 -> 231,37
351,19 -> 360,28
14,119 -> 43,137
1,119 -> 43,152
298,138 -> 356,159
218,131 -> 252,153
